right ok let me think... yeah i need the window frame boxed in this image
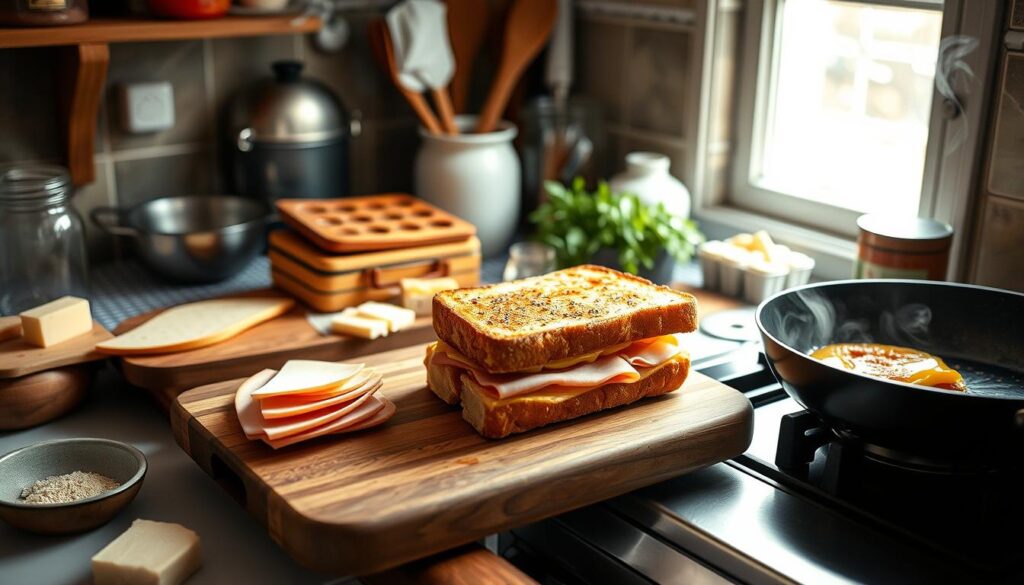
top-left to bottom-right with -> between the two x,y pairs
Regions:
691,0 -> 1002,280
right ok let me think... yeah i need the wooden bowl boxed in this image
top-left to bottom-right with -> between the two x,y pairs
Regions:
0,366 -> 90,431
0,439 -> 147,535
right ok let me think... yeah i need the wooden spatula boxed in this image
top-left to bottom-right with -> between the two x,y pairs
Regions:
475,0 -> 558,134
446,0 -> 489,114
368,19 -> 444,135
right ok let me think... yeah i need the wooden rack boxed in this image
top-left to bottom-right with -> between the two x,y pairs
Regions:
0,16 -> 321,185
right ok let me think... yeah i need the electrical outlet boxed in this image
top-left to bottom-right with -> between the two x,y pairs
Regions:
118,82 -> 175,134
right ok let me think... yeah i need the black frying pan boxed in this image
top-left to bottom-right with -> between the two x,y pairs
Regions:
756,279 -> 1024,467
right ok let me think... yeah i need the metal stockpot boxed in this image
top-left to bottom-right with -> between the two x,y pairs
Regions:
228,60 -> 360,203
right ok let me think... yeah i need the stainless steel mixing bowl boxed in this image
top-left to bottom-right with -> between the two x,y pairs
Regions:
92,195 -> 268,283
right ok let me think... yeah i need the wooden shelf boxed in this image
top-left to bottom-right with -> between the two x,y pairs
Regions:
0,15 -> 321,185
0,15 -> 320,49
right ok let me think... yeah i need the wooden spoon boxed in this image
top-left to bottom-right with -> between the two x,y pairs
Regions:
446,0 -> 490,114
368,20 -> 444,135
476,0 -> 558,134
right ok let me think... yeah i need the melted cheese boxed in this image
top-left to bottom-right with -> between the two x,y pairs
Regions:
811,343 -> 965,391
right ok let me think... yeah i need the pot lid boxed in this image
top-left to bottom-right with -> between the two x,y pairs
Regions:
229,61 -> 348,144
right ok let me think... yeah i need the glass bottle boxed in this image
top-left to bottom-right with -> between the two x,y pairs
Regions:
0,165 -> 89,314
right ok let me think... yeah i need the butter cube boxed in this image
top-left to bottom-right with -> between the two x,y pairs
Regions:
19,296 -> 92,348
331,309 -> 389,340
355,301 -> 416,332
400,277 -> 460,316
92,519 -> 201,585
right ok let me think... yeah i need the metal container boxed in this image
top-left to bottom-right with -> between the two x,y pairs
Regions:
228,60 -> 358,204
91,195 -> 268,283
854,214 -> 954,280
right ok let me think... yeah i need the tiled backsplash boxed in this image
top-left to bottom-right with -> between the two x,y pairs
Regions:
0,10 -> 418,262
575,4 -> 696,183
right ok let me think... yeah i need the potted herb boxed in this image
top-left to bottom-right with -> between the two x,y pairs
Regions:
529,179 -> 704,283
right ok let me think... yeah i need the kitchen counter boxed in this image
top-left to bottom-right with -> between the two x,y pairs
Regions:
1,254 -> 711,584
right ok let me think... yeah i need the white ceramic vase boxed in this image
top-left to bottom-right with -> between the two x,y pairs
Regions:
608,152 -> 691,219
414,116 -> 520,257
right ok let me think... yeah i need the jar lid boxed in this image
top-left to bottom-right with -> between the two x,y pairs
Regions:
0,165 -> 70,202
228,61 -> 348,144
857,214 -> 953,253
857,214 -> 953,240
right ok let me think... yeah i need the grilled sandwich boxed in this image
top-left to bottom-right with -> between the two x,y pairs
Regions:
425,265 -> 697,438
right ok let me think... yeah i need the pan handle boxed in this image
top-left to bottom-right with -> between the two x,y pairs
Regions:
90,207 -> 138,237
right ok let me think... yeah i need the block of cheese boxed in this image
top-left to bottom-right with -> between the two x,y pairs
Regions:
331,309 -> 389,339
96,297 -> 293,355
92,519 -> 201,585
355,301 -> 416,332
19,296 -> 92,348
401,277 -> 460,315
249,359 -> 364,399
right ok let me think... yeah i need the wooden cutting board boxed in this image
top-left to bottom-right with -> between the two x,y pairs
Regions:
0,316 -> 112,378
172,343 -> 753,576
115,294 -> 435,410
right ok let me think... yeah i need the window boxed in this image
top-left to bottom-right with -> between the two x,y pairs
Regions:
732,0 -> 943,236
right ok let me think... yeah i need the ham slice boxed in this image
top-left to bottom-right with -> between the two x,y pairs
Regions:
260,389 -> 379,440
263,396 -> 389,450
471,355 -> 641,400
260,375 -> 382,419
624,337 -> 681,367
235,368 -> 378,440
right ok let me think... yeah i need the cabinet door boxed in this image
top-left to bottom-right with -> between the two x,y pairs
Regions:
973,196 -> 1024,292
987,53 -> 1024,199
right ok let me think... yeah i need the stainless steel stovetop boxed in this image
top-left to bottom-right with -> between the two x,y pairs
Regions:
499,330 -> 1024,585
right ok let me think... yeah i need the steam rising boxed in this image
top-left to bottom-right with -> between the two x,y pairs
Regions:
773,289 -> 933,351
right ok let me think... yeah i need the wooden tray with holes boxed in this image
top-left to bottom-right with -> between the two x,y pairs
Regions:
276,194 -> 477,253
268,231 -> 481,312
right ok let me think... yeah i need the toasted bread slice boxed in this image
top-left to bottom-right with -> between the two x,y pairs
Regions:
426,349 -> 690,438
432,265 -> 697,373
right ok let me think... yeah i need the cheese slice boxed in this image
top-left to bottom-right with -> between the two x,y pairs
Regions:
260,375 -> 382,419
331,309 -> 389,339
249,360 -> 364,399
257,369 -> 374,407
263,396 -> 389,450
624,337 -> 682,367
19,296 -> 92,348
355,302 -> 415,332
235,369 -> 277,439
92,519 -> 201,585
96,297 -> 293,355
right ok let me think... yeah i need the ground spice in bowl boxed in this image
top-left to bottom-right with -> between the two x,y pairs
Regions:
19,471 -> 120,505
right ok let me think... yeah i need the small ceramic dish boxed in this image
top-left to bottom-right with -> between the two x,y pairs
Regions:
0,438 -> 147,535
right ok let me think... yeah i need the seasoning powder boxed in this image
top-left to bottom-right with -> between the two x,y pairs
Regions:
19,471 -> 120,504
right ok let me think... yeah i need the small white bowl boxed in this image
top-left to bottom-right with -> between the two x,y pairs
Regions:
786,252 -> 816,288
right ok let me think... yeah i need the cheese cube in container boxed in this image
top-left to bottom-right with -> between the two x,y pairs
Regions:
697,241 -> 726,292
786,252 -> 816,288
718,247 -> 752,298
92,519 -> 201,585
743,259 -> 790,305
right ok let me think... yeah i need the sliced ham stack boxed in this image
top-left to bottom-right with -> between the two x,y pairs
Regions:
234,360 -> 395,449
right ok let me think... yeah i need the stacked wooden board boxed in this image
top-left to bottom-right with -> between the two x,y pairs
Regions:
271,195 -> 482,312
173,343 -> 754,576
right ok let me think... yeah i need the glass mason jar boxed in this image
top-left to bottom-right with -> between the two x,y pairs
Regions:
0,165 -> 89,315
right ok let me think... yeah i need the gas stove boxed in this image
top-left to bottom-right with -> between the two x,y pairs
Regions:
500,331 -> 1024,584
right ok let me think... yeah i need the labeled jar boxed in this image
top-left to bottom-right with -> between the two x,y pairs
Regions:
0,165 -> 89,314
854,214 -> 953,281
0,0 -> 89,26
